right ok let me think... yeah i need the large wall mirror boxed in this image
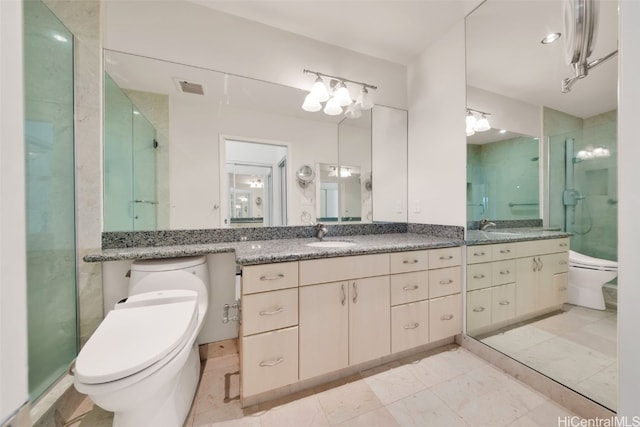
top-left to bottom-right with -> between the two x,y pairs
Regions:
103,50 -> 407,231
466,0 -> 618,411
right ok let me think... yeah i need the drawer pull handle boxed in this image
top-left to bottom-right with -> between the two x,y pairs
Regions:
259,357 -> 284,367
473,252 -> 486,257
500,249 -> 511,254
538,257 -> 543,270
440,314 -> 454,321
440,255 -> 454,260
499,300 -> 510,306
559,260 -> 567,265
473,307 -> 485,313
403,285 -> 419,291
404,323 -> 420,330
352,282 -> 358,304
560,287 -> 567,291
500,270 -> 510,275
260,274 -> 285,281
259,307 -> 284,316
403,259 -> 419,264
439,279 -> 454,285
473,274 -> 485,279
341,284 -> 346,306
559,243 -> 568,247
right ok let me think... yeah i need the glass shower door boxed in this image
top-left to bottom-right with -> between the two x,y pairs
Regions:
23,0 -> 77,400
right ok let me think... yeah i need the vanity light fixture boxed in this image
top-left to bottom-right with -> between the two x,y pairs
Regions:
575,145 -> 611,162
466,108 -> 492,135
249,179 -> 264,188
499,129 -> 507,134
302,69 -> 377,119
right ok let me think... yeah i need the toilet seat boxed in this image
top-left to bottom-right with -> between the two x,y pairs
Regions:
569,250 -> 618,271
75,292 -> 198,385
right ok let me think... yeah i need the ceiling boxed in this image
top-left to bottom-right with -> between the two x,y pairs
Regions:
187,0 -> 618,120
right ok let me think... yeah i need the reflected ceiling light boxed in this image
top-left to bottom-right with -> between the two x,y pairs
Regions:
302,69 -> 376,119
499,129 -> 507,134
541,32 -> 562,44
323,97 -> 343,116
52,33 -> 68,42
574,145 -> 611,162
250,179 -> 264,188
466,108 -> 492,133
328,166 -> 352,178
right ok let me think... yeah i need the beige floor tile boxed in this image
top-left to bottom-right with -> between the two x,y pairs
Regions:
405,348 -> 482,388
481,325 -> 556,354
573,362 -> 617,411
65,406 -> 113,427
193,360 -> 241,416
455,389 -> 529,427
578,316 -> 618,341
192,403 -> 247,426
316,379 -> 383,425
333,406 -> 400,427
466,365 -> 546,412
559,328 -> 617,358
260,395 -> 329,427
429,372 -> 486,413
205,415 -> 262,426
386,388 -> 469,427
363,364 -> 426,405
433,347 -> 488,373
508,400 -> 580,427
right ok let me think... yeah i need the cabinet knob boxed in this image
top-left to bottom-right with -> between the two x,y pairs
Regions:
260,274 -> 285,281
259,357 -> 284,367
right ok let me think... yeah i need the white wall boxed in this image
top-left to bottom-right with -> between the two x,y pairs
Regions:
466,86 -> 542,138
169,97 -> 338,229
104,0 -> 407,110
0,0 -> 29,423
407,21 -> 467,227
617,0 -> 640,417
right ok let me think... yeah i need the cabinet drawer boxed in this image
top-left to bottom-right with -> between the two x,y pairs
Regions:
429,266 -> 461,299
467,245 -> 492,264
242,262 -> 298,295
467,263 -> 492,291
551,252 -> 569,274
429,293 -> 462,341
517,238 -> 570,257
492,243 -> 517,261
390,250 -> 429,274
242,326 -> 298,397
242,288 -> 298,336
492,260 -> 516,286
492,283 -> 516,325
390,271 -> 429,306
299,253 -> 389,285
429,247 -> 462,269
467,288 -> 492,334
391,301 -> 429,353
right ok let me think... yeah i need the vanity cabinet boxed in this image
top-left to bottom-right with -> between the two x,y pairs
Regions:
466,237 -> 569,335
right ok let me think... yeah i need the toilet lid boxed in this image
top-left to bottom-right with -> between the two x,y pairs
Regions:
75,298 -> 197,384
569,250 -> 618,270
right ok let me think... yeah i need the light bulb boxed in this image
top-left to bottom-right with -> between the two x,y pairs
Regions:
474,114 -> 491,132
333,81 -> 352,107
466,111 -> 477,129
302,93 -> 322,112
356,87 -> 374,110
345,102 -> 362,119
466,126 -> 475,137
310,77 -> 330,102
323,97 -> 343,116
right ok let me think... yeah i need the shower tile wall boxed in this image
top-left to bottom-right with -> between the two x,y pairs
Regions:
467,137 -> 539,221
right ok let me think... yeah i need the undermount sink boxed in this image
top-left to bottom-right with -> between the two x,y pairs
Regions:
306,241 -> 356,248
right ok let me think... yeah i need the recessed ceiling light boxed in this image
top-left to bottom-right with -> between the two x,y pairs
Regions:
541,32 -> 561,44
499,129 -> 507,134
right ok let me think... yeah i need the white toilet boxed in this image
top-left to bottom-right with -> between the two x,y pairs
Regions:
74,256 -> 209,427
568,250 -> 618,310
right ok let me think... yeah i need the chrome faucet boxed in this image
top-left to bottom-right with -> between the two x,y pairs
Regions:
479,219 -> 497,231
314,222 -> 328,240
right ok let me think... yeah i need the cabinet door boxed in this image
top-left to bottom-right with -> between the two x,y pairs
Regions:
299,282 -> 349,380
242,288 -> 298,336
391,300 -> 429,353
553,272 -> 569,306
467,263 -> 492,291
492,283 -> 516,325
390,271 -> 429,306
349,276 -> 391,365
429,293 -> 462,341
536,254 -> 557,310
466,288 -> 492,335
492,260 -> 516,286
516,257 -> 537,316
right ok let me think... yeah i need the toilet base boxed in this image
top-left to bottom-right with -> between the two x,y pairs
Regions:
568,285 -> 606,310
113,344 -> 200,427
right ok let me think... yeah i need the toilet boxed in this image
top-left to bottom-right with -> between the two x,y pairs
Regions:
74,256 -> 209,427
568,250 -> 618,310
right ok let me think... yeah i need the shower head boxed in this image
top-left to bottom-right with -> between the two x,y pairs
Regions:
531,157 -> 539,162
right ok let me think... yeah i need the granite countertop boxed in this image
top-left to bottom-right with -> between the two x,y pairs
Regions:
466,228 -> 571,245
85,228 -> 571,265
84,233 -> 464,265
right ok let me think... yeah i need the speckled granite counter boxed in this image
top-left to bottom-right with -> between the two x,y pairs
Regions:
85,228 -> 571,266
85,233 -> 464,265
466,228 -> 571,245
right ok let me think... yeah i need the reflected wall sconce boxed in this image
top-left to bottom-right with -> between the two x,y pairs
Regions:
466,108 -> 492,136
574,145 -> 611,162
302,69 -> 377,119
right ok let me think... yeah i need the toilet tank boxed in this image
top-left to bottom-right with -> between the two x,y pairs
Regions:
129,256 -> 209,318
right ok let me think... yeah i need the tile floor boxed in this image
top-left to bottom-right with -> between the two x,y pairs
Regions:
66,344 -> 580,427
481,304 -> 617,411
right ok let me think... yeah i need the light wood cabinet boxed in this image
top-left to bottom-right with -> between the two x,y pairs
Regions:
467,288 -> 492,334
391,300 -> 429,353
390,271 -> 429,305
349,276 -> 391,365
429,293 -> 462,341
